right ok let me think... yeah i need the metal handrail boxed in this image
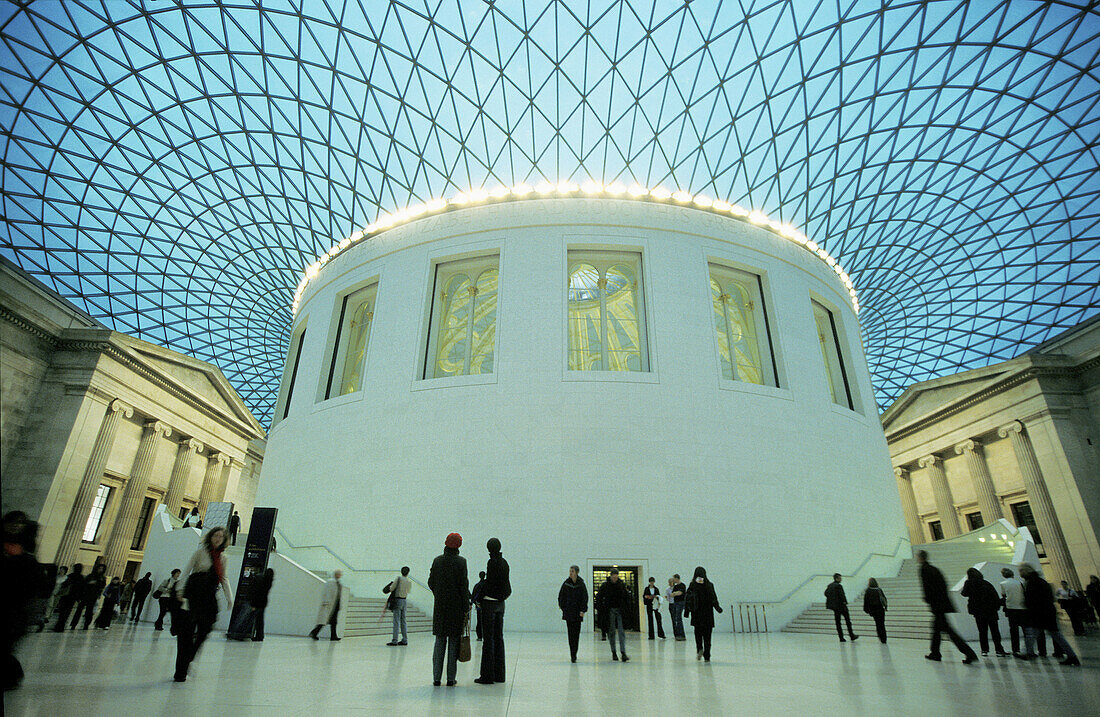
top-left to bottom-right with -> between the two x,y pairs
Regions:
272,527 -> 433,595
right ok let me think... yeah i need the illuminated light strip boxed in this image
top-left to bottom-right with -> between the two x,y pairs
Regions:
291,185 -> 860,315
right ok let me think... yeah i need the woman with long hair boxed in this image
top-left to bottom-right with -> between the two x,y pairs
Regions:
683,566 -> 723,662
862,577 -> 888,643
174,527 -> 232,682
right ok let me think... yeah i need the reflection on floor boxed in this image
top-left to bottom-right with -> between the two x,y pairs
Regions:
8,623 -> 1099,716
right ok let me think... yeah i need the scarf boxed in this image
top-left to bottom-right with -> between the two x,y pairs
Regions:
209,546 -> 225,581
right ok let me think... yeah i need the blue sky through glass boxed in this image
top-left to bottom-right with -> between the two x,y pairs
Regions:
1,0 -> 1098,424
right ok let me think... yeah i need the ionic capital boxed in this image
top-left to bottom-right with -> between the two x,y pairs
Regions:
213,452 -> 232,467
109,399 -> 135,418
954,439 -> 980,456
894,466 -> 910,480
918,454 -> 941,469
182,438 -> 204,453
144,420 -> 172,439
997,420 -> 1024,439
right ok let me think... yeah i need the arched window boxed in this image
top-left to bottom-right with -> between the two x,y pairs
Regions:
568,251 -> 648,371
709,265 -> 778,386
425,256 -> 499,378
325,283 -> 377,399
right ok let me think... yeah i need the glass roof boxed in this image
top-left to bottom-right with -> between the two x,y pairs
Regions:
2,1 -> 1097,425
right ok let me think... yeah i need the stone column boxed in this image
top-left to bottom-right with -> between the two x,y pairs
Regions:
197,452 -> 230,517
894,467 -> 923,546
998,420 -> 1079,588
164,438 -> 204,516
55,399 -> 133,566
213,457 -> 240,503
102,421 -> 172,576
954,439 -> 1003,524
920,454 -> 960,538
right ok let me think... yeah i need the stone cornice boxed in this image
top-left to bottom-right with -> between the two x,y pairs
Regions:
0,304 -> 58,343
882,360 -> 1083,443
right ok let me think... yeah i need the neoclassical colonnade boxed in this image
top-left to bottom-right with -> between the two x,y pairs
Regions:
54,396 -> 241,577
893,418 -> 1079,589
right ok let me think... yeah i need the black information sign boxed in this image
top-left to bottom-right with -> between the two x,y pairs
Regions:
226,507 -> 277,640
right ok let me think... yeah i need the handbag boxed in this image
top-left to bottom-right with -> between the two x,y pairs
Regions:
383,581 -> 396,610
458,613 -> 472,662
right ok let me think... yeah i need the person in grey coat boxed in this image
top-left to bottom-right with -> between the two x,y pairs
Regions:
428,532 -> 470,687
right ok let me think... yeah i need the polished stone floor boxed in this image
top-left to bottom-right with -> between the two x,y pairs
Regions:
7,623 -> 1098,716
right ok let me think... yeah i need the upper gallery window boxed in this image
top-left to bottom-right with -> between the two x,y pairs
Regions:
709,264 -> 778,386
811,299 -> 855,410
425,255 -> 499,378
568,251 -> 649,372
325,283 -> 378,398
279,324 -> 307,420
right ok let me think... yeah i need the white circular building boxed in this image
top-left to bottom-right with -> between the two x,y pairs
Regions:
259,194 -> 906,631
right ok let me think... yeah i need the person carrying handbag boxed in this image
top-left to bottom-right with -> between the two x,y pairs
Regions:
174,528 -> 232,682
428,533 -> 470,687
386,567 -> 413,646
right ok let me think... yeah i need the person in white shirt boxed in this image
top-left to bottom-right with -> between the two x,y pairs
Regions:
643,577 -> 666,639
999,567 -> 1027,657
386,566 -> 413,646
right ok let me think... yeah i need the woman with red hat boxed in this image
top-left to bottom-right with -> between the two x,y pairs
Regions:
428,533 -> 470,686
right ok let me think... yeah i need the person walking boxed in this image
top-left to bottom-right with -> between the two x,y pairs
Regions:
428,533 -> 470,687
684,566 -> 723,662
182,507 -> 199,528
475,537 -> 510,684
643,577 -> 666,640
1,510 -> 40,692
131,572 -> 153,622
961,568 -> 1007,656
862,577 -> 888,643
386,566 -> 413,646
118,579 -> 134,622
470,571 -> 486,641
824,573 -> 858,643
52,564 -> 84,632
1087,575 -> 1100,627
94,577 -> 122,629
999,567 -> 1028,657
153,569 -> 183,632
47,565 -> 69,619
1020,564 -> 1080,665
71,563 -> 107,630
308,570 -> 343,641
1055,580 -> 1086,636
249,568 -> 274,641
917,550 -> 978,664
558,565 -> 589,663
595,569 -> 631,662
228,511 -> 241,546
174,527 -> 233,682
668,575 -> 687,640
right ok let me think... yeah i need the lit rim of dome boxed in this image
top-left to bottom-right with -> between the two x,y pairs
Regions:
292,182 -> 859,316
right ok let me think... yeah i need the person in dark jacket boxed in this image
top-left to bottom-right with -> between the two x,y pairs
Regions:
470,571 -> 486,641
961,568 -> 1006,656
2,511 -> 40,691
1087,575 -> 1100,626
93,577 -> 122,629
1019,564 -> 1079,666
52,564 -> 85,632
595,569 -> 631,662
71,563 -> 107,630
475,537 -> 510,684
428,532 -> 470,687
684,566 -> 723,662
130,572 -> 153,622
558,565 -> 589,663
824,574 -> 858,642
862,577 -> 888,643
249,568 -> 274,641
918,551 -> 977,663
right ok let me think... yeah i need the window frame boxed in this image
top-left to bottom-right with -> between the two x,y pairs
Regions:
323,280 -> 379,400
928,520 -> 944,542
274,319 -> 308,423
965,511 -> 985,531
566,249 -> 651,373
82,484 -> 113,543
707,262 -> 780,387
130,495 -> 157,550
422,253 -> 501,380
811,298 -> 856,411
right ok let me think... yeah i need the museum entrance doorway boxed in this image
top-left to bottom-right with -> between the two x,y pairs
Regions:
592,565 -> 641,632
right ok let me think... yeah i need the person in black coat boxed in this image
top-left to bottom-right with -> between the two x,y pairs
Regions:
824,574 -> 858,642
862,577 -> 888,643
595,569 -> 632,662
94,577 -> 122,629
428,533 -> 470,687
471,571 -> 487,641
249,568 -> 274,641
960,568 -> 1006,656
558,565 -> 589,663
683,566 -> 723,662
52,564 -> 85,632
475,537 -> 510,685
917,551 -> 977,663
2,511 -> 40,691
71,563 -> 106,630
1019,564 -> 1079,666
130,572 -> 153,622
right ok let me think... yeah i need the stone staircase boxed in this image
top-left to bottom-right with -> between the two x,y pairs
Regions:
344,596 -> 434,638
783,539 -> 1017,640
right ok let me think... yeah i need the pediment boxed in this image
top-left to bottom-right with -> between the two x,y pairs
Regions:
881,365 -> 1015,432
